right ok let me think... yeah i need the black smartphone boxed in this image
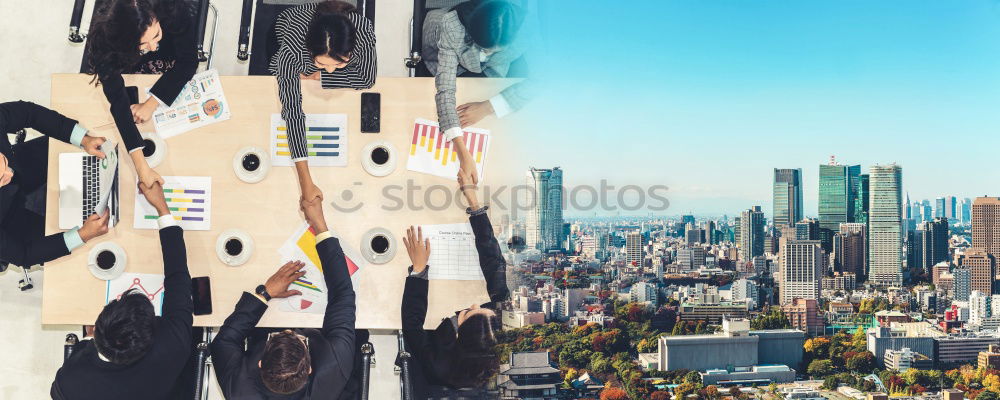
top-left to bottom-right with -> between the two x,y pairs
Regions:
361,92 -> 380,133
192,276 -> 213,316
126,86 -> 139,105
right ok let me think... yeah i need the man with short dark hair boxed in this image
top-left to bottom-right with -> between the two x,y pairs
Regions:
51,181 -> 193,399
211,197 -> 356,398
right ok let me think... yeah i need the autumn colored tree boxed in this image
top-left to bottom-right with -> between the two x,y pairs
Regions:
650,391 -> 671,400
599,387 -> 628,400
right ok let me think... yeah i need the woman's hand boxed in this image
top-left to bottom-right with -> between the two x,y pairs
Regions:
80,136 -> 107,159
458,168 -> 480,210
457,101 -> 494,127
301,183 -> 324,204
403,226 -> 431,274
130,98 -> 159,124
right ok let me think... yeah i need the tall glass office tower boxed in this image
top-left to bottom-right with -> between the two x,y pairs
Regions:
524,167 -> 564,252
773,168 -> 803,228
818,161 -> 861,249
869,164 -> 903,286
739,206 -> 765,262
854,174 -> 870,225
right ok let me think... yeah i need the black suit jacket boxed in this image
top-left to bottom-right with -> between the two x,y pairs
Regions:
95,13 -> 198,154
400,213 -> 509,398
0,101 -> 79,266
211,236 -> 357,399
51,226 -> 193,399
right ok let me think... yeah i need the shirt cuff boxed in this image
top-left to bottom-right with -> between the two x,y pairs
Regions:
488,94 -> 512,119
157,215 -> 177,229
70,124 -> 88,148
408,266 -> 430,280
250,291 -> 269,304
466,205 -> 489,216
292,157 -> 308,163
315,231 -> 333,243
443,127 -> 464,142
63,228 -> 85,252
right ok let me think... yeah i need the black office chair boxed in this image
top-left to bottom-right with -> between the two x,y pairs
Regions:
237,0 -> 376,76
69,0 -> 220,72
405,0 -> 531,78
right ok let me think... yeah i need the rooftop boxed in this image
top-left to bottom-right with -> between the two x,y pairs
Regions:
502,351 -> 560,375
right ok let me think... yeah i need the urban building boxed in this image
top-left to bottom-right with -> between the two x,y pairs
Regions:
818,161 -> 861,250
779,240 -> 823,305
835,223 -> 866,277
855,174 -> 870,224
953,268 -> 972,301
972,197 -> 1000,257
657,318 -> 804,373
979,344 -> 1000,370
625,231 -> 643,266
914,218 -> 949,273
678,302 -> 750,324
868,164 -> 903,286
524,167 -> 564,252
935,334 -> 1000,367
795,218 -> 821,241
782,298 -> 823,336
497,351 -> 561,400
740,206 -> 766,262
773,168 -> 804,228
866,326 -> 936,366
629,281 -> 658,306
884,347 -> 932,372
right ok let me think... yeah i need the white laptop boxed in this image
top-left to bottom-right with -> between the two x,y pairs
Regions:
58,141 -> 120,229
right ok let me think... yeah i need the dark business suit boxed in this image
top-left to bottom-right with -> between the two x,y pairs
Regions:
0,101 -> 80,267
400,212 -> 509,399
211,235 -> 357,399
89,10 -> 198,154
51,225 -> 193,399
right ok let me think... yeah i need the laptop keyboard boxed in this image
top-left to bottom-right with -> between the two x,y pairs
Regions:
82,156 -> 99,222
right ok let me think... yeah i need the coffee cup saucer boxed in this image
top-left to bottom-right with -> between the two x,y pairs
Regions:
88,242 -> 127,281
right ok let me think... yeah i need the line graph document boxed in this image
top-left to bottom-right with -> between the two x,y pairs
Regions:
423,223 -> 484,281
106,273 -> 165,316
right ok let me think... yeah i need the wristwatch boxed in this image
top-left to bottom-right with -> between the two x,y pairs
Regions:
255,284 -> 272,301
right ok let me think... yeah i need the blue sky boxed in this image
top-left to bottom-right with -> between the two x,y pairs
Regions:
500,0 -> 1000,217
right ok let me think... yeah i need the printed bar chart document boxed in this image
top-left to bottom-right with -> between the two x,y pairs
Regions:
423,223 -> 484,281
134,176 -> 212,231
270,114 -> 348,167
277,223 -> 366,313
407,118 -> 491,180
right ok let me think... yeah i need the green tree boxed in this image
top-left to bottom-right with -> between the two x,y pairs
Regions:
684,370 -> 702,384
845,352 -> 876,374
751,307 -> 792,330
807,359 -> 834,377
673,382 -> 700,399
980,391 -> 1000,400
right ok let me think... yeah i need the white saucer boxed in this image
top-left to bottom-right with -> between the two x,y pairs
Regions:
88,242 -> 127,281
233,147 -> 270,184
140,131 -> 167,168
216,229 -> 253,267
360,227 -> 396,264
361,141 -> 397,177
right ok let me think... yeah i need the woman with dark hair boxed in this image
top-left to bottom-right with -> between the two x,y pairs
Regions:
269,1 -> 376,204
399,168 -> 510,399
422,0 -> 535,185
86,0 -> 199,189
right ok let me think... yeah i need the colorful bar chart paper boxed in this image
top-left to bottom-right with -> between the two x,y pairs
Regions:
406,118 -> 491,180
133,176 -> 212,231
277,223 -> 366,313
270,114 -> 348,167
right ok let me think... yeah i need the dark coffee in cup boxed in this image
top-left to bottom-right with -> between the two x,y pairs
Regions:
97,251 -> 116,270
371,147 -> 389,165
142,139 -> 156,157
242,153 -> 261,172
225,238 -> 243,256
371,235 -> 389,254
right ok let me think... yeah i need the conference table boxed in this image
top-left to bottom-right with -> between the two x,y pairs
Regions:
42,73 -> 516,329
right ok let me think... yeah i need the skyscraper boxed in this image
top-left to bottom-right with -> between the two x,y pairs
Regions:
739,206 -> 765,262
935,197 -> 946,218
773,168 -> 803,228
972,197 -> 1000,258
524,167 -> 564,252
780,239 -> 823,305
818,160 -> 861,250
869,164 -> 903,286
945,196 -> 957,220
962,198 -> 973,224
835,223 -> 867,278
915,218 -> 949,273
626,231 -> 644,266
962,249 -> 996,295
795,218 -> 820,241
855,174 -> 870,225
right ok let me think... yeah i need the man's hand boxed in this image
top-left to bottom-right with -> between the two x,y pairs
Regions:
138,181 -> 169,216
79,212 -> 110,242
264,261 -> 307,299
80,136 -> 107,159
457,101 -> 494,128
403,226 -> 431,274
301,182 -> 324,204
452,137 -> 479,186
300,71 -> 321,81
458,168 -> 480,210
299,196 -> 329,233
129,98 -> 159,124
137,166 -> 165,190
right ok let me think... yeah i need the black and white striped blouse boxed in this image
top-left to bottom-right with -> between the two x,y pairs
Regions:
269,3 -> 376,161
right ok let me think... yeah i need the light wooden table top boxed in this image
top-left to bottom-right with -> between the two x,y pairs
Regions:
42,73 -> 515,329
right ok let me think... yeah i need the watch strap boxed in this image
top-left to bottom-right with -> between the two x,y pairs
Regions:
255,284 -> 271,301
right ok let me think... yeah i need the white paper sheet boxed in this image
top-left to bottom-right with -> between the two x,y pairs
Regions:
150,69 -> 232,138
133,176 -> 212,231
106,273 -> 165,316
276,223 -> 366,313
406,118 -> 491,180
423,223 -> 484,281
270,114 -> 348,167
